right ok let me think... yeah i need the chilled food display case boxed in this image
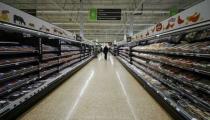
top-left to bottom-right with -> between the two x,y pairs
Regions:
0,21 -> 94,120
117,26 -> 210,120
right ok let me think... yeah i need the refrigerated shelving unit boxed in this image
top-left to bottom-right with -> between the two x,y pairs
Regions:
116,1 -> 210,119
0,3 -> 94,120
117,25 -> 210,120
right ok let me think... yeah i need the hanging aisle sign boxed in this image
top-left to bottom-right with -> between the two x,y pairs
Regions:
89,8 -> 97,21
97,9 -> 121,20
89,8 -> 121,20
132,0 -> 210,41
170,6 -> 178,16
0,2 -> 75,40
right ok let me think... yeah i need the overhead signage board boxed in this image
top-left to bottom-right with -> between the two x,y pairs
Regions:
89,8 -> 97,21
89,8 -> 121,20
170,7 -> 178,16
97,9 -> 121,20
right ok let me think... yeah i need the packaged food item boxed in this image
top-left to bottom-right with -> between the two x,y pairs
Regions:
0,100 -> 8,107
6,91 -> 24,100
161,64 -> 180,74
42,44 -> 58,51
0,45 -> 35,52
42,54 -> 58,60
184,31 -> 198,43
193,60 -> 209,71
195,29 -> 210,40
174,58 -> 193,68
178,71 -> 201,81
170,34 -> 183,43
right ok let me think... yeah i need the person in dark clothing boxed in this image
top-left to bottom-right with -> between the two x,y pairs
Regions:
103,46 -> 109,60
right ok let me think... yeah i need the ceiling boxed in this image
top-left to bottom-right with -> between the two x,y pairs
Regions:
0,0 -> 203,42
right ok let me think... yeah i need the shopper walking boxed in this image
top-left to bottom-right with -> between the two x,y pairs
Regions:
103,46 -> 109,60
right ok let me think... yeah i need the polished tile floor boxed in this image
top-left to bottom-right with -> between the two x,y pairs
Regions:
18,53 -> 172,120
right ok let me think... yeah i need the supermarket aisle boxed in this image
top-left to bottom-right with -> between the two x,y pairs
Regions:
18,53 -> 172,120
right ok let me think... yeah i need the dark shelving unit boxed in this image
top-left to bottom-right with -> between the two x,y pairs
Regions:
0,21 -> 94,120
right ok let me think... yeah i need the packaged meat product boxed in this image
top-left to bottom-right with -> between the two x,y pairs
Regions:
196,78 -> 210,88
178,71 -> 201,81
187,104 -> 210,120
42,44 -> 58,51
170,35 -> 183,43
162,90 -> 176,96
184,31 -> 198,43
193,60 -> 209,71
173,58 -> 193,68
161,64 -> 180,74
42,54 -> 58,60
132,57 -> 147,65
0,45 -> 35,52
6,91 -> 24,100
195,29 -> 210,40
0,57 -> 36,66
148,61 -> 162,68
0,100 -> 8,107
61,46 -> 80,51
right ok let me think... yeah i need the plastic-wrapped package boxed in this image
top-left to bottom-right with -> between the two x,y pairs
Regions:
61,46 -> 80,51
0,100 -> 8,108
195,29 -> 210,40
0,57 -> 36,65
42,44 -> 58,51
184,32 -> 198,43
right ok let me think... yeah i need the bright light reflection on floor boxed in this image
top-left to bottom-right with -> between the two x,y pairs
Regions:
116,71 -> 138,120
109,55 -> 114,65
65,70 -> 95,120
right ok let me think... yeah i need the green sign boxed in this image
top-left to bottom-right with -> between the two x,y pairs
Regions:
89,8 -> 97,21
170,7 -> 178,16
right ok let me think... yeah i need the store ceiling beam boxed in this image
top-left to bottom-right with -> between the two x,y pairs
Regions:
133,0 -> 145,14
65,28 -> 140,31
37,10 -> 170,14
53,23 -> 154,26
